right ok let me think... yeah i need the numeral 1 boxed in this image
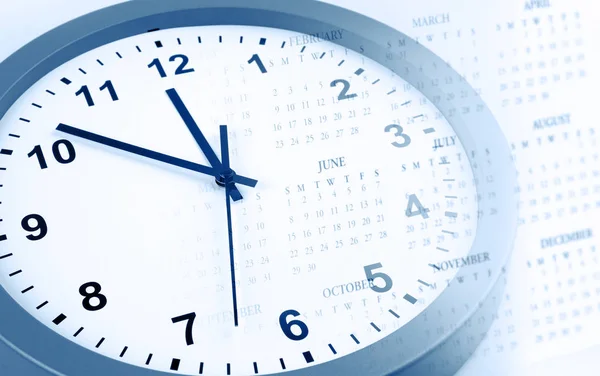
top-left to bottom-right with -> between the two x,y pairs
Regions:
248,54 -> 267,73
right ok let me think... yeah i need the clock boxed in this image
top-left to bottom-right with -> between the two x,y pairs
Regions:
0,0 -> 517,375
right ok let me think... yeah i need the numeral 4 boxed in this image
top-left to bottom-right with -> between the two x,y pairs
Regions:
405,194 -> 430,219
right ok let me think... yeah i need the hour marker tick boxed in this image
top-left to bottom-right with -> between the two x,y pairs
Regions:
300,46 -> 306,53
328,344 -> 337,354
354,68 -> 365,76
0,234 -> 6,241
32,103 -> 42,108
73,327 -> 84,337
445,211 -> 458,218
78,68 -> 86,74
46,90 -> 56,95
52,314 -> 66,325
199,361 -> 204,374
60,77 -> 71,85
319,52 -> 326,59
259,37 -> 266,45
436,246 -> 449,252
170,358 -> 180,371
226,363 -> 231,375
36,301 -> 48,310
279,358 -> 286,369
401,100 -> 411,106
404,294 -> 417,304
119,346 -> 128,358
350,334 -> 360,344
135,46 -> 142,52
145,353 -> 153,365
154,41 -> 163,48
418,279 -> 430,287
281,41 -> 286,48
0,149 -> 13,155
423,128 -> 436,134
253,361 -> 259,374
96,59 -> 104,66
387,89 -> 397,95
303,351 -> 314,363
389,309 -> 400,318
18,118 -> 30,123
0,253 -> 12,260
372,79 -> 380,84
429,263 -> 441,270
219,36 -> 223,43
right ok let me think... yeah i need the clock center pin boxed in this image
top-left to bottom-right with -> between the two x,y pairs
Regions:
215,168 -> 236,187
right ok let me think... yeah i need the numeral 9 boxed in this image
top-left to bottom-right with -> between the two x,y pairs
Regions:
21,214 -> 47,241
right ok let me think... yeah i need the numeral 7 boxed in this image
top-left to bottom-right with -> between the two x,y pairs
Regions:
171,312 -> 196,346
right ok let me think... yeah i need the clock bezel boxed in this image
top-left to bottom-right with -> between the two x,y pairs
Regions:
0,0 -> 518,375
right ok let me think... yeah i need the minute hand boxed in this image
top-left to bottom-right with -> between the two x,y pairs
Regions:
56,123 -> 258,188
166,88 -> 244,201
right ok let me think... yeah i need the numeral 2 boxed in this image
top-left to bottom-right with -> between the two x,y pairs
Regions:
330,79 -> 357,100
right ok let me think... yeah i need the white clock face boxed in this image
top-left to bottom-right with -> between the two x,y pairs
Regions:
0,25 -> 478,375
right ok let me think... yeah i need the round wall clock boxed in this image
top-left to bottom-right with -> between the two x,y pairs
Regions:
0,0 -> 517,375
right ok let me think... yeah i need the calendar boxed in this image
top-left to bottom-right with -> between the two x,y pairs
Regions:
319,0 -> 600,374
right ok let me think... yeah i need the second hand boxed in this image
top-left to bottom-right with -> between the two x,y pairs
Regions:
220,125 -> 239,327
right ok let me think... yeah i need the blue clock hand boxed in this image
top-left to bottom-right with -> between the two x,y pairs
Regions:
220,125 -> 239,327
56,123 -> 258,188
165,88 -> 244,202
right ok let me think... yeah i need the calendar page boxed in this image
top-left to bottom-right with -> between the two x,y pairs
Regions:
318,0 -> 600,374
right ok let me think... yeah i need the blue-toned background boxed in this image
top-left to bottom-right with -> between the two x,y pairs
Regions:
1,0 -> 599,375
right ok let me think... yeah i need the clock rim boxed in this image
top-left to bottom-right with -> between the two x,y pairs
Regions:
0,0 -> 518,375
